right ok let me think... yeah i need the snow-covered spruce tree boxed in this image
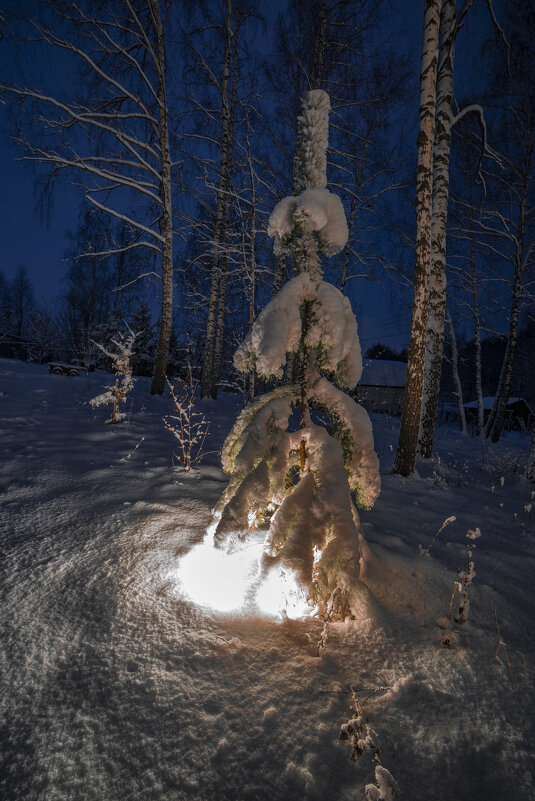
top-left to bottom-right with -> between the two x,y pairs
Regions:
90,330 -> 137,424
212,90 -> 380,620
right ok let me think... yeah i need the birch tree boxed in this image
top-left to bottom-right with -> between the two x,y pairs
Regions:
181,0 -> 257,399
2,0 -> 176,395
392,0 -> 440,477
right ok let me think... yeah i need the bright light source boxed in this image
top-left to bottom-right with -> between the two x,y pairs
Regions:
174,535 -> 263,613
255,564 -> 316,620
171,531 -> 316,620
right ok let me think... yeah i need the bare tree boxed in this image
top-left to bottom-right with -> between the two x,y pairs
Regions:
2,0 -> 175,394
180,0 -> 258,399
452,2 -> 535,443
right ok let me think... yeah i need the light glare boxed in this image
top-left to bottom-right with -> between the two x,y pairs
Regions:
172,533 -> 315,620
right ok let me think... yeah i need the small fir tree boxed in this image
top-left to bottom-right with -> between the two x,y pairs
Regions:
90,330 -> 137,423
213,90 -> 380,619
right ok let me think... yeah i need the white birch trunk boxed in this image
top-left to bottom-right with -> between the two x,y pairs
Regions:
419,0 -> 457,458
393,0 -> 440,477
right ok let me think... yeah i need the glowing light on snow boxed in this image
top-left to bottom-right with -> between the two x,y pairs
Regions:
255,565 -> 316,620
175,535 -> 262,613
172,530 -> 315,620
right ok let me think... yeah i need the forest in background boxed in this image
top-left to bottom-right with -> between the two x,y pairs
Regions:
0,0 -> 533,449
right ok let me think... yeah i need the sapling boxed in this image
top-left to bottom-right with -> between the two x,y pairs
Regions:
212,90 -> 380,619
90,330 -> 137,424
163,374 -> 209,471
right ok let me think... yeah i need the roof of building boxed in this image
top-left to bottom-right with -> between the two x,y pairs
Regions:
359,359 -> 407,388
464,396 -> 532,411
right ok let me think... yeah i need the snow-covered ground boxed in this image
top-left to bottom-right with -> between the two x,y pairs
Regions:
1,358 -> 534,801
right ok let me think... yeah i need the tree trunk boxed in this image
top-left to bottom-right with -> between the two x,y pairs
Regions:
419,0 -> 456,457
468,209 -> 485,435
489,259 -> 522,442
340,194 -> 357,294
246,117 -> 257,403
525,428 -> 535,483
446,307 -> 467,433
150,0 -> 173,396
393,0 -> 440,477
486,167 -> 529,443
201,0 -> 234,398
209,19 -> 239,400
210,251 -> 229,398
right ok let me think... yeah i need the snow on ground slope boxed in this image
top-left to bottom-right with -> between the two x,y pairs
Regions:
1,358 -> 534,800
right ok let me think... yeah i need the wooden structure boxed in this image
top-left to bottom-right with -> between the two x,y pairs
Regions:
354,359 -> 407,415
464,397 -> 533,431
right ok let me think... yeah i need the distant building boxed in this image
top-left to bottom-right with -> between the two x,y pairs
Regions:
463,397 -> 533,431
354,359 -> 407,415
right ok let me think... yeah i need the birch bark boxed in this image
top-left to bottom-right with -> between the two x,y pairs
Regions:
393,0 -> 440,477
419,0 -> 456,458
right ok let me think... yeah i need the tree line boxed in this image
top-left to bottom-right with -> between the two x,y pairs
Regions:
0,0 -> 533,465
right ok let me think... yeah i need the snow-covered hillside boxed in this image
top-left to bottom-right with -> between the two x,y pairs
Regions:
1,359 -> 534,800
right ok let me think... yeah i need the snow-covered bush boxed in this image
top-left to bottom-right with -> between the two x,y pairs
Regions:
213,90 -> 380,619
90,330 -> 136,424
163,374 -> 209,471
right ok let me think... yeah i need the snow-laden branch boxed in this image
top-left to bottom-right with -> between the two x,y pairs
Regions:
84,195 -> 164,244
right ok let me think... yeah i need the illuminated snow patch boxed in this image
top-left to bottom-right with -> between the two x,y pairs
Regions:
175,535 -> 263,613
173,533 -> 315,620
255,565 -> 316,620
